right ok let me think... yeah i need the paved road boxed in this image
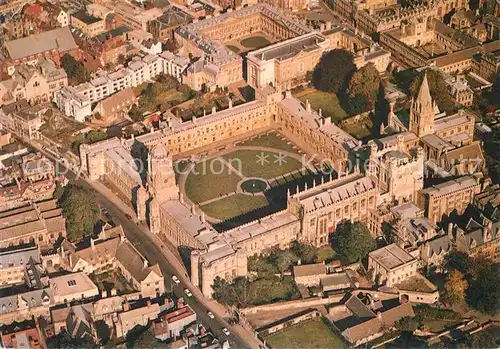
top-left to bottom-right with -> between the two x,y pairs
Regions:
87,183 -> 249,349
24,141 -> 252,349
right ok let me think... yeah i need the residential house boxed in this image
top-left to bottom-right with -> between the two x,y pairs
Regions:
66,231 -> 165,298
154,300 -> 196,340
114,300 -> 161,338
330,294 -> 415,346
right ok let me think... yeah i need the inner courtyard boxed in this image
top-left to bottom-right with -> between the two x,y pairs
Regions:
176,132 -> 333,230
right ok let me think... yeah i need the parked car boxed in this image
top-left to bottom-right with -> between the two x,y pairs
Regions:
222,328 -> 230,336
184,289 -> 192,297
207,311 -> 215,319
125,213 -> 132,220
172,275 -> 180,284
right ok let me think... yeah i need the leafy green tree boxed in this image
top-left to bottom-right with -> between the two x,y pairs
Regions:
291,241 -> 317,264
347,63 -> 381,100
409,69 -> 456,114
466,264 -> 500,315
58,184 -> 100,241
395,316 -> 421,332
312,49 -> 356,93
61,53 -> 89,85
271,250 -> 298,278
332,220 -> 377,264
212,276 -> 252,307
374,82 -> 390,128
346,93 -> 371,115
71,130 -> 108,156
444,250 -> 469,274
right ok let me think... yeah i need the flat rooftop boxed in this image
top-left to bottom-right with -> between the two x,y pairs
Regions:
72,10 -> 101,24
369,244 -> 415,270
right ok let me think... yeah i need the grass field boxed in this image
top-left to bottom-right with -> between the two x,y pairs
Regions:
223,150 -> 303,179
227,45 -> 240,53
240,36 -> 271,49
185,161 -> 242,203
341,119 -> 374,140
201,194 -> 269,221
264,319 -> 345,349
238,133 -> 299,153
296,89 -> 348,122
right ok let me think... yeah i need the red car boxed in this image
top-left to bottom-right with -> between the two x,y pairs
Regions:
125,214 -> 132,220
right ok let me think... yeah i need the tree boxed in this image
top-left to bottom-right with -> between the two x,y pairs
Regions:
291,241 -> 317,264
443,270 -> 468,304
444,250 -> 469,274
61,53 -> 89,85
312,49 -> 356,93
71,130 -> 108,156
272,250 -> 298,277
212,276 -> 252,307
466,264 -> 500,315
395,316 -> 421,332
331,220 -> 377,264
409,69 -> 457,114
374,82 -> 390,129
346,93 -> 371,115
347,63 -> 381,100
58,184 -> 100,241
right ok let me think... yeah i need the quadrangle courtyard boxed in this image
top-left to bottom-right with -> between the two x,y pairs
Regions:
176,132 -> 332,229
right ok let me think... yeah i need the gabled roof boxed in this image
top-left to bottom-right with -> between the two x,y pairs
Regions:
5,26 -> 77,60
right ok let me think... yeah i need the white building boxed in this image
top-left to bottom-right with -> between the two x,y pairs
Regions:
54,52 -> 188,121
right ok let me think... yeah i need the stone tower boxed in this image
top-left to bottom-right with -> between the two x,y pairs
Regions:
147,142 -> 178,202
409,72 -> 436,137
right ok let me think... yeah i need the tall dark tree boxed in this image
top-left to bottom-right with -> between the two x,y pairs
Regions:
312,49 -> 356,94
347,63 -> 381,100
444,250 -> 469,274
331,220 -> 377,264
466,264 -> 500,315
61,53 -> 89,85
374,82 -> 390,129
58,184 -> 100,241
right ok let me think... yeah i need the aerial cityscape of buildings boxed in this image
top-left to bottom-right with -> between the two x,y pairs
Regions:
0,0 -> 496,347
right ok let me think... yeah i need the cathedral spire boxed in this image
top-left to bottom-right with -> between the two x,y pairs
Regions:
416,71 -> 432,109
409,71 -> 435,137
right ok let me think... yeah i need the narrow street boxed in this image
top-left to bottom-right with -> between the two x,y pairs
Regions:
22,138 -> 261,349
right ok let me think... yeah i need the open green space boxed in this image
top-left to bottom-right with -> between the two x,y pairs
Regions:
227,45 -> 240,53
89,270 -> 134,294
240,36 -> 271,49
238,133 -> 299,154
316,245 -> 338,263
201,194 -> 269,221
223,150 -> 303,179
296,89 -> 348,122
264,318 -> 345,349
185,162 -> 242,203
341,118 -> 374,140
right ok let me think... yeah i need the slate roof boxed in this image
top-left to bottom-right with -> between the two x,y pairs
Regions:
5,26 -> 78,60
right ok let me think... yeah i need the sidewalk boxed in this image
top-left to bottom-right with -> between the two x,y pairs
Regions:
86,179 -> 264,349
